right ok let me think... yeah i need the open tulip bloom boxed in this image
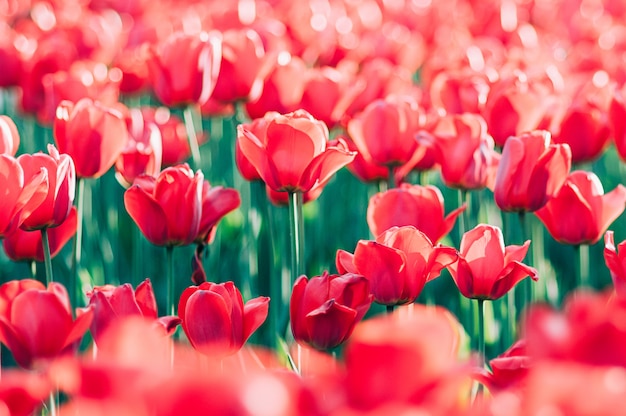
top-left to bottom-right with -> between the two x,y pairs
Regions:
448,224 -> 538,300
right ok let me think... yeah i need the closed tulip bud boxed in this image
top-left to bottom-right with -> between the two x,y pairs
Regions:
290,271 -> 373,351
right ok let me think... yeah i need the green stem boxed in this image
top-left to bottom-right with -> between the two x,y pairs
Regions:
29,261 -> 37,280
48,390 -> 57,416
41,228 -> 54,285
183,105 -> 202,170
458,189 -> 471,238
288,192 -> 305,280
166,245 -> 175,317
386,305 -> 395,314
476,298 -> 485,396
71,178 -> 84,307
518,211 -> 533,307
387,165 -> 395,190
576,244 -> 590,290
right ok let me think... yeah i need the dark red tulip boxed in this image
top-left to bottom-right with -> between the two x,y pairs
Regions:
367,183 -> 465,242
178,281 -> 269,356
448,224 -> 537,300
237,109 -> 355,193
0,281 -> 93,369
337,226 -> 457,306
3,207 -> 77,263
86,279 -> 181,346
535,171 -> 626,245
290,271 -> 373,351
494,130 -> 572,213
0,116 -> 19,156
17,145 -> 75,231
604,231 -> 626,299
147,31 -> 222,108
0,155 -> 49,239
124,165 -> 203,247
54,98 -> 129,179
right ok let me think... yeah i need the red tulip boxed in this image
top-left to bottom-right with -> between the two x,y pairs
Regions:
147,31 -> 222,107
0,370 -> 51,416
298,66 -> 348,128
423,113 -> 500,190
340,134 -> 389,183
3,207 -> 77,263
86,279 -> 181,346
237,109 -> 355,193
494,130 -> 572,212
0,116 -> 19,156
124,165 -> 203,247
290,271 -> 373,351
0,281 -> 93,369
0,155 -> 49,238
448,224 -> 537,300
337,226 -> 458,306
346,96 -> 425,169
478,340 -> 530,392
195,181 -> 241,244
604,231 -> 626,299
54,98 -> 129,179
0,279 -> 45,323
367,183 -> 466,242
235,111 -> 279,182
17,145 -> 75,230
610,84 -> 626,162
115,108 -> 163,188
211,28 -> 273,103
535,171 -> 626,245
178,281 -> 269,356
428,68 -> 490,115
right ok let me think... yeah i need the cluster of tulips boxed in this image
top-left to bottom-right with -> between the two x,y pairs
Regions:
3,0 -> 626,415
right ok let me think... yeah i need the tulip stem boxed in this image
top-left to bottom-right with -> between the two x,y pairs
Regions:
71,178 -> 85,308
184,105 -> 202,170
288,192 -> 305,281
41,228 -> 54,284
386,305 -> 395,314
48,390 -> 57,416
387,166 -> 395,190
518,212 -> 533,307
576,244 -> 590,289
166,245 -> 175,317
476,298 -> 485,396
458,189 -> 471,237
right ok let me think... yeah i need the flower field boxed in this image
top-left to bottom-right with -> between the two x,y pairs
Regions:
2,0 -> 626,414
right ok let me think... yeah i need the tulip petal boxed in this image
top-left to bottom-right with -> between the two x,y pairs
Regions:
336,250 -> 358,274
0,317 -> 30,368
354,241 -> 408,305
300,142 -> 355,192
124,185 -> 169,246
64,306 -> 94,350
183,290 -> 232,351
290,276 -> 309,342
135,279 -> 158,319
491,261 -> 538,300
598,185 -> 626,242
242,296 -> 269,344
305,299 -> 358,350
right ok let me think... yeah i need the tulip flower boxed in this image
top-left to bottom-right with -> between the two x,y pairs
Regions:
367,183 -> 465,242
124,165 -> 204,247
346,96 -> 426,172
178,281 -> 269,356
336,226 -> 458,306
604,231 -> 626,298
17,145 -> 75,231
0,279 -> 46,321
422,113 -> 500,190
0,115 -> 19,156
535,171 -> 626,245
290,271 -> 373,351
448,224 -> 537,300
235,111 -> 279,182
195,181 -> 241,244
0,154 -> 49,239
610,84 -> 626,162
0,281 -> 93,369
429,68 -> 490,115
0,370 -> 51,416
3,207 -> 77,263
54,98 -> 129,179
86,279 -> 181,345
477,340 -> 531,392
147,31 -> 222,108
494,130 -> 572,212
237,109 -> 356,193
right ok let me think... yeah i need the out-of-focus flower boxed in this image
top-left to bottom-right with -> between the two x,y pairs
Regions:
85,279 -> 181,346
0,281 -> 93,369
477,340 -> 531,393
604,231 -> 626,298
290,271 -> 372,351
3,207 -> 77,262
337,226 -> 457,306
17,145 -> 75,230
0,370 -> 51,416
423,113 -> 500,190
447,224 -> 537,300
298,66 -> 348,128
0,116 -> 20,156
367,183 -> 465,242
115,108 -> 163,188
211,28 -> 273,103
237,109 -> 355,193
494,130 -> 571,213
147,31 -> 222,108
54,98 -> 128,179
178,281 -> 269,356
535,171 -> 626,245
0,155 -> 49,238
428,68 -> 490,115
340,134 -> 389,184
124,165 -> 203,247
